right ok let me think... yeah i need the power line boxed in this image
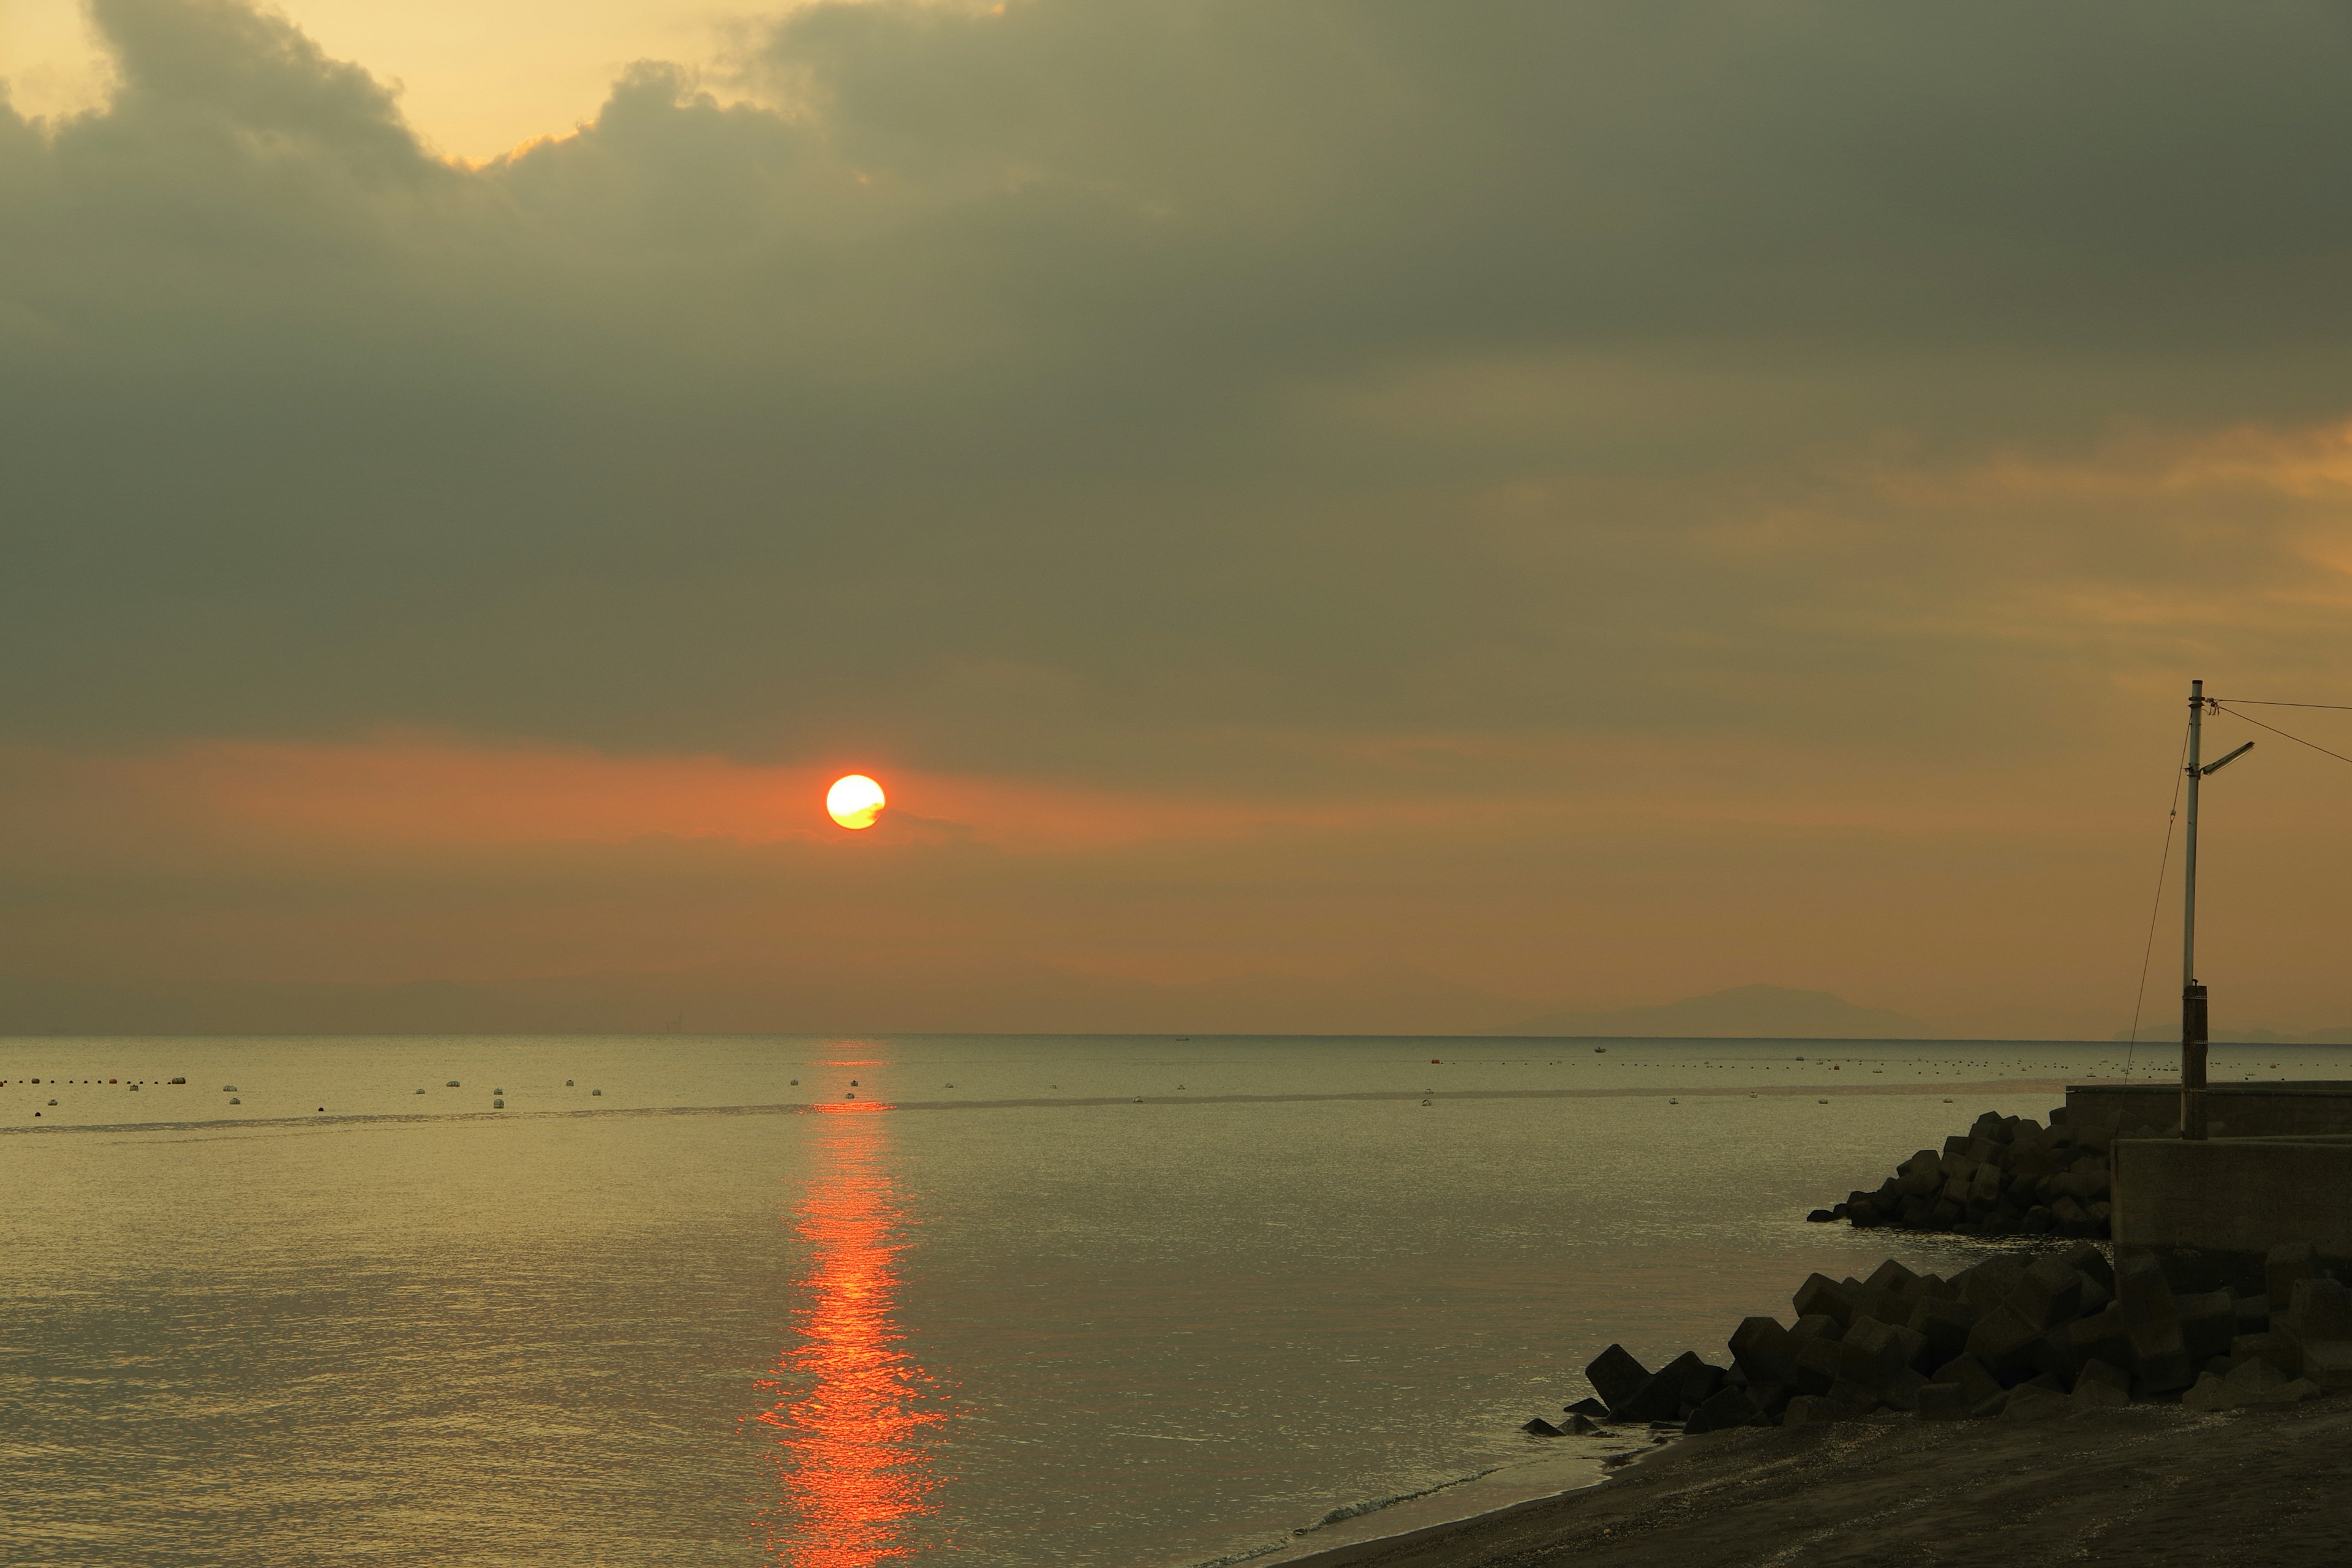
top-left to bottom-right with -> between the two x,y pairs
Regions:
2123,720 -> 2190,1083
2210,698 -> 2352,712
2212,703 -> 2352,769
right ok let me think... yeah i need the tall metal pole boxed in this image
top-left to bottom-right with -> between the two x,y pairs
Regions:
2182,679 -> 2209,1139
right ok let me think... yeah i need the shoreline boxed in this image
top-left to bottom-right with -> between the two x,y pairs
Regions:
1242,1397 -> 2352,1566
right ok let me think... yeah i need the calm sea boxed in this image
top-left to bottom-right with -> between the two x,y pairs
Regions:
1,1033 -> 2299,1567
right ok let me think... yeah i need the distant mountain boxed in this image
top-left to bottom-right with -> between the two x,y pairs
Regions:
1499,984 -> 1934,1039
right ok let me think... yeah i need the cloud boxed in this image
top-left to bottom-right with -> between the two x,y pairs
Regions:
10,2 -> 2352,1030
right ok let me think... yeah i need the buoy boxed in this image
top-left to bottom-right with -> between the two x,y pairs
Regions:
316,1107 -> 325,1112
446,1080 -> 459,1088
1668,1098 -> 1679,1104
845,1093 -> 856,1100
47,1099 -> 57,1106
1817,1098 -> 1828,1104
224,1085 -> 238,1093
493,1098 -> 505,1109
1594,1047 -> 1606,1054
1421,1098 -> 1432,1106
1431,1058 -> 1441,1065
230,1098 -> 240,1105
790,1079 -> 799,1086
492,1087 -> 504,1095
591,1088 -> 601,1096
416,1088 -> 425,1094
565,1079 -> 575,1087
850,1079 -> 859,1087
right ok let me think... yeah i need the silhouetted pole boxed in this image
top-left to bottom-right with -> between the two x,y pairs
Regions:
2182,679 -> 2209,1140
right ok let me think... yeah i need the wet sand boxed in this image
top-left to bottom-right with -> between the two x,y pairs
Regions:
1277,1396 -> 2352,1567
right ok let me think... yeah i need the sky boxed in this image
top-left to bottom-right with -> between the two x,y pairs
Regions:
8,0 -> 2352,1038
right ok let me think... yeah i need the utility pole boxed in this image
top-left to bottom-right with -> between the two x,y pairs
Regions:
2182,679 -> 2208,1140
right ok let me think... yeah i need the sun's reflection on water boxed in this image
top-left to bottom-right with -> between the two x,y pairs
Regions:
751,1101 -> 945,1565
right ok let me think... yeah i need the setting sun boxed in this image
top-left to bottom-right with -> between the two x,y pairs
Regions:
826,774 -> 887,830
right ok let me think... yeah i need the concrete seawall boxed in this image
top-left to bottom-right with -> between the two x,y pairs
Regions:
2068,1081 -> 2352,1142
2112,1133 -> 2352,1294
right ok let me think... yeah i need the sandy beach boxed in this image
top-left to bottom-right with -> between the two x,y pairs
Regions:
1275,1396 -> 2352,1567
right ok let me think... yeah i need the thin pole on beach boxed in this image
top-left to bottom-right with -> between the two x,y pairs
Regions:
2181,679 -> 2207,1140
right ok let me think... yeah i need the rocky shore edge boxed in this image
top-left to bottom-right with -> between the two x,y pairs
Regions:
1528,1104 -> 2347,1441
1809,1103 -> 2116,1239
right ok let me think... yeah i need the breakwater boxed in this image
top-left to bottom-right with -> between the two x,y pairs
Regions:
1816,1105 -> 2113,1239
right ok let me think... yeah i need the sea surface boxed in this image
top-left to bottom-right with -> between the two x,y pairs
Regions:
0,1033 -> 2326,1567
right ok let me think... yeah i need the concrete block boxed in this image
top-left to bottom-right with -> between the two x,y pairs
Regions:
2127,1313 -> 2194,1393
1970,1164 -> 2004,1207
1585,1344 -> 1651,1411
1676,1363 -> 1728,1419
2223,1355 -> 2289,1403
1566,1413 -> 1600,1434
2181,1373 -> 2233,1413
2032,1330 -> 2084,1384
1793,1274 -> 1857,1327
2117,1252 -> 2179,1326
1956,1257 -> 2026,1314
2057,1240 -> 2115,1292
1562,1397 -> 1610,1419
2072,1378 -> 2130,1411
1683,1386 -> 1764,1434
1907,1296 -> 1975,1365
1932,1354 -> 2003,1406
1879,1366 -> 1929,1412
1793,1336 -> 1853,1395
2289,1276 -> 2352,1340
2075,1357 -> 2130,1395
1972,1390 -> 2011,1419
1827,1376 -> 1887,1412
1613,1351 -> 1708,1422
2296,1339 -> 2352,1392
2232,1333 -> 2295,1376
2052,1196 -> 2095,1235
1728,1316 -> 1797,1387
1789,1313 -> 1843,1345
2015,1256 -> 2087,1329
2178,1289 -> 2237,1362
2282,1378 -> 2322,1403
1843,1315 -> 1928,1383
1523,1415 -> 1567,1435
2235,1294 -> 2271,1334
2068,1303 -> 2133,1373
1914,1382 -> 1972,1420
1966,1304 -> 2047,1382
2267,1242 -> 2316,1310
2000,1383 -> 2071,1422
1862,1257 -> 1921,1298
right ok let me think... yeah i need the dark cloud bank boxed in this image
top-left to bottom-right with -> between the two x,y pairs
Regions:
8,1 -> 2352,1034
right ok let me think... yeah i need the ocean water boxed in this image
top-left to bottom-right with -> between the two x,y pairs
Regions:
0,1033 -> 2324,1567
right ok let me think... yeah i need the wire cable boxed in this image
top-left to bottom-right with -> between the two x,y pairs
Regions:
2209,698 -> 2352,712
2123,720 -> 2190,1082
2212,703 -> 2352,769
